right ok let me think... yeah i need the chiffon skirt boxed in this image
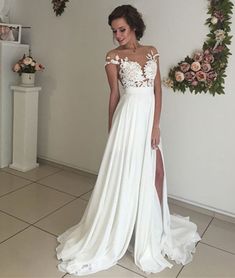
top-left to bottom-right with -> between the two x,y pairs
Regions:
56,86 -> 201,276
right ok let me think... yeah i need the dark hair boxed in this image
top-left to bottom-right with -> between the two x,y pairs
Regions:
108,5 -> 146,41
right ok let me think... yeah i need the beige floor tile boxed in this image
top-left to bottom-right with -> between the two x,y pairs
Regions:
202,218 -> 235,254
0,171 -> 32,197
0,211 -> 29,243
0,226 -> 62,277
35,198 -> 88,236
118,251 -> 182,278
38,158 -> 97,183
64,168 -> 97,186
2,164 -> 61,182
80,190 -> 93,201
0,183 -> 75,223
87,175 -> 97,186
169,203 -> 213,236
178,243 -> 235,277
65,264 -> 144,278
39,170 -> 94,197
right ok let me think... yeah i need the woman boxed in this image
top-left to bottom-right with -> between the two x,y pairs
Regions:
56,5 -> 201,276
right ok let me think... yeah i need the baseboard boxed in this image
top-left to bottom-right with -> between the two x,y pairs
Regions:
37,156 -> 98,179
168,194 -> 235,220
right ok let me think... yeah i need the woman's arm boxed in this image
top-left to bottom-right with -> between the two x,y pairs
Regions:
105,52 -> 120,133
152,47 -> 162,148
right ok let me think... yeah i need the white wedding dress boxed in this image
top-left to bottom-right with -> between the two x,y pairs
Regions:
56,49 -> 201,276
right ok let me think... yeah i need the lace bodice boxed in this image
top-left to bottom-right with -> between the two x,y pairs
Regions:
105,50 -> 159,88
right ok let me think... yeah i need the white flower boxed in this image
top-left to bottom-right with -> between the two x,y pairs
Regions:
23,57 -> 33,65
163,78 -> 174,88
144,61 -> 157,79
120,61 -> 144,83
211,16 -> 218,25
214,29 -> 226,42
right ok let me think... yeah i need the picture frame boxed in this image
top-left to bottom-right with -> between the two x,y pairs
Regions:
0,23 -> 22,43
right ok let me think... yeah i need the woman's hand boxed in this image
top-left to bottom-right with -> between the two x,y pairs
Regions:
151,126 -> 160,150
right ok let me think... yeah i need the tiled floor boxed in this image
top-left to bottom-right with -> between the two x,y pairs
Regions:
0,163 -> 235,278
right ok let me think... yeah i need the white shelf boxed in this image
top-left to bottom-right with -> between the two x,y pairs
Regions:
0,42 -> 29,168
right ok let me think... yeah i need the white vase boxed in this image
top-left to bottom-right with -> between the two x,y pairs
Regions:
21,73 -> 35,86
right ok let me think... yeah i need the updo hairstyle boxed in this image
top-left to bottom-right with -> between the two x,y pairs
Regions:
108,5 -> 146,41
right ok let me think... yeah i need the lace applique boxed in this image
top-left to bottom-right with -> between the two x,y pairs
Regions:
119,57 -> 145,88
105,55 -> 120,66
144,52 -> 158,79
105,50 -> 159,88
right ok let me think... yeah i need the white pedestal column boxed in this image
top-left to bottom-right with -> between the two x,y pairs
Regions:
9,85 -> 42,172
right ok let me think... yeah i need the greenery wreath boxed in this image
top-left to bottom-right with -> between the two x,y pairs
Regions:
52,0 -> 69,16
163,0 -> 234,96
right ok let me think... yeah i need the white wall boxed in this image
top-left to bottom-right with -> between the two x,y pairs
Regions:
10,0 -> 235,216
143,0 -> 235,217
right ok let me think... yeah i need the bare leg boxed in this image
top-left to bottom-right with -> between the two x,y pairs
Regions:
155,148 -> 164,205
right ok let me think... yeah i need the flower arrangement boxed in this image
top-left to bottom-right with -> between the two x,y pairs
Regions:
163,0 -> 233,96
52,0 -> 69,16
13,54 -> 45,76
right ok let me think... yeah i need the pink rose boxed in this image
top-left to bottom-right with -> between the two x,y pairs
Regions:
13,63 -> 21,72
191,80 -> 198,86
180,62 -> 190,73
203,52 -> 214,64
201,63 -> 211,73
193,51 -> 203,62
213,11 -> 225,22
175,71 -> 185,82
191,61 -> 201,72
196,71 -> 207,82
207,71 -> 217,82
35,63 -> 45,71
184,71 -> 196,82
212,45 -> 224,54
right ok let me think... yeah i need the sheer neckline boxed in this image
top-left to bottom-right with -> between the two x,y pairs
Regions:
119,56 -> 152,75
117,51 -> 159,73
105,50 -> 159,88
106,51 -> 159,71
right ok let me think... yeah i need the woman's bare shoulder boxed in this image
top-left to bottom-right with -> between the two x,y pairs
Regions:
106,47 -> 121,59
142,45 -> 159,54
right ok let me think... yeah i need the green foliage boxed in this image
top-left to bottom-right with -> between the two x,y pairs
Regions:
52,0 -> 69,16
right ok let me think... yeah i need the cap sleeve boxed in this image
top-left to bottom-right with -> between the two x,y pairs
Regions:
105,52 -> 120,66
149,46 -> 160,62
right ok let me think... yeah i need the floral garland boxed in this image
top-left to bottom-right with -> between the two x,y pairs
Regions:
163,0 -> 233,96
52,0 -> 69,16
